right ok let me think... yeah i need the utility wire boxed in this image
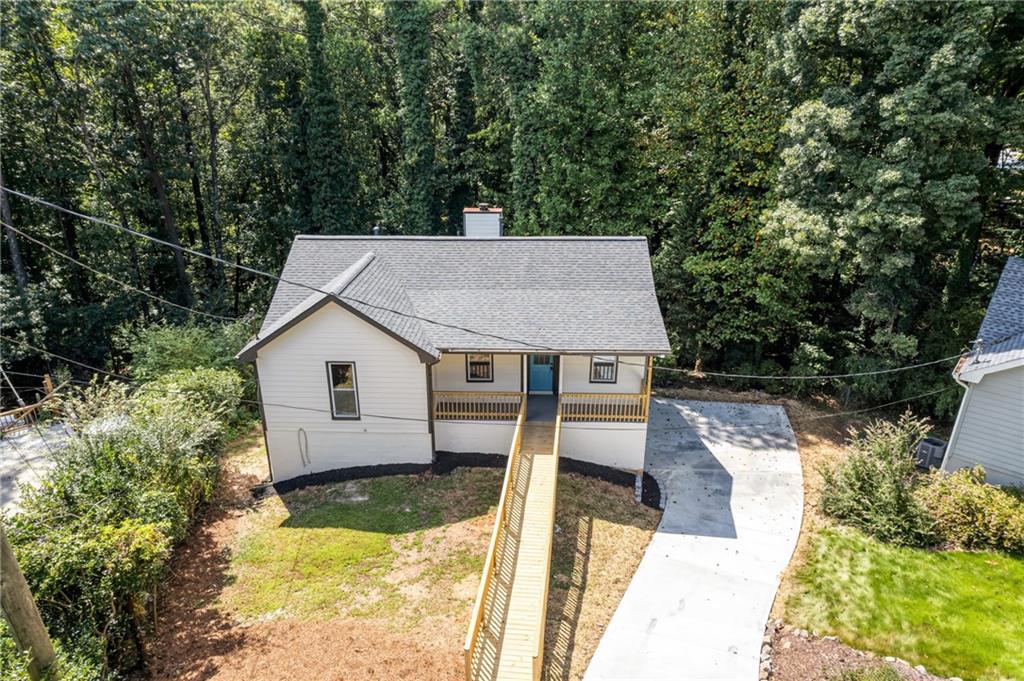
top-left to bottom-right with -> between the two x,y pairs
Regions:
638,353 -> 964,380
0,221 -> 235,322
2,334 -> 960,435
2,187 -> 977,382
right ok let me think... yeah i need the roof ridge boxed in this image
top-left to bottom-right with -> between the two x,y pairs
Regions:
330,251 -> 375,295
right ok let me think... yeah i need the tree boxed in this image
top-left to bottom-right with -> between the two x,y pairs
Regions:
768,0 -> 1024,376
651,1 -> 806,370
387,0 -> 439,233
301,1 -> 360,234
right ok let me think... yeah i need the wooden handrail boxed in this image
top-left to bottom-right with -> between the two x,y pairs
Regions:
464,394 -> 528,680
434,390 -> 525,421
0,379 -> 69,435
558,391 -> 647,422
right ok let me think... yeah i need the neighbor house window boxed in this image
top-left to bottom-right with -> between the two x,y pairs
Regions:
590,355 -> 618,383
466,353 -> 494,382
326,362 -> 360,418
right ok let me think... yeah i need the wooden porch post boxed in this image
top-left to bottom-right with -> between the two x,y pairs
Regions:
643,356 -> 654,421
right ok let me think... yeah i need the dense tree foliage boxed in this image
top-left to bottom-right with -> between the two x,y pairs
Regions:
2,0 -> 1021,415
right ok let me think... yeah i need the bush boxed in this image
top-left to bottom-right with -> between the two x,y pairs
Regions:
4,370 -> 242,672
916,467 -> 1024,554
122,320 -> 253,380
819,412 -> 934,546
0,618 -> 104,681
139,367 -> 244,425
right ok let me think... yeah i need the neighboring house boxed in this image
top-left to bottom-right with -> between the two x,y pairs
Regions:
942,256 -> 1024,486
237,206 -> 671,485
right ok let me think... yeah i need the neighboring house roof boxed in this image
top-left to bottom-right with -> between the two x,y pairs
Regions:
957,255 -> 1024,382
238,236 -> 671,363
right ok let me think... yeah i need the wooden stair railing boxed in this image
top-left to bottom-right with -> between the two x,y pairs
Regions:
464,395 -> 528,680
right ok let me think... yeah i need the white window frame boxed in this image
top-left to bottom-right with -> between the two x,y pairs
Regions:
326,361 -> 360,419
590,355 -> 618,383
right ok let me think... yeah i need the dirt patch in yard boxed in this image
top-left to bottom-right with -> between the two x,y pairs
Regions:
770,625 -> 943,681
144,425 -> 659,681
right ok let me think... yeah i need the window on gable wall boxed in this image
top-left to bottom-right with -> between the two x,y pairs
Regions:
327,362 -> 360,418
590,355 -> 618,383
466,353 -> 494,382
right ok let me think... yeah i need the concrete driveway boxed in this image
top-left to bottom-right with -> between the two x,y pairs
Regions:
584,399 -> 803,681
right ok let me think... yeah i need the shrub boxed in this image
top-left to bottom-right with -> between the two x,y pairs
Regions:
819,412 -> 934,546
0,618 -> 104,681
122,320 -> 254,392
916,467 -> 1024,554
139,367 -> 244,425
4,371 -> 240,672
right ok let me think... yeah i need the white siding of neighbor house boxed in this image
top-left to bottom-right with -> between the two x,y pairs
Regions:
432,353 -> 522,392
560,355 -> 646,393
255,304 -> 432,482
943,366 -> 1024,486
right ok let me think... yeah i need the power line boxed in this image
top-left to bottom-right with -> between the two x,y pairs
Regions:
1,221 -> 235,322
2,334 -> 959,436
631,353 -> 964,381
1,187 -> 564,352
1,187 -> 973,382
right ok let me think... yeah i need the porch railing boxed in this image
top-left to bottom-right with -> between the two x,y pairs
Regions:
433,391 -> 525,421
558,392 -> 648,422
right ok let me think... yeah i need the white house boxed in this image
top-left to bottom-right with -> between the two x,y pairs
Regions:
942,256 -> 1024,486
237,207 -> 671,486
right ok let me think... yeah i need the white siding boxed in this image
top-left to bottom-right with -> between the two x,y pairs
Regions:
435,421 -> 518,454
560,355 -> 646,393
256,304 -> 432,482
944,366 -> 1024,486
432,353 -> 522,392
559,422 -> 648,471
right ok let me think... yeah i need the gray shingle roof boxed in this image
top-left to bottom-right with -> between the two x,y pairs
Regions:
247,236 -> 671,359
961,256 -> 1024,375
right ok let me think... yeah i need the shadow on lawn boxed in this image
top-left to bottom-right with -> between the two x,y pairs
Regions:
275,468 -> 505,533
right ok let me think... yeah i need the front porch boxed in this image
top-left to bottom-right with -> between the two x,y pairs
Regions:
430,353 -> 653,424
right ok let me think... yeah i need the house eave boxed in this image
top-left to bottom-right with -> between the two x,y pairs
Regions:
236,297 -> 440,365
955,355 -> 1024,383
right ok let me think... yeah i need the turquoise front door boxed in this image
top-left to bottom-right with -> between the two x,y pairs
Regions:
528,355 -> 555,393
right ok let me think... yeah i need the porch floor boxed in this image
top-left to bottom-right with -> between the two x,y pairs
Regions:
525,395 -> 557,422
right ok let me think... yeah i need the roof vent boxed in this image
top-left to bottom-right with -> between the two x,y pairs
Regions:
463,204 -> 503,238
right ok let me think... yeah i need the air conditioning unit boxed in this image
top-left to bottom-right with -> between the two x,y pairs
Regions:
915,437 -> 947,469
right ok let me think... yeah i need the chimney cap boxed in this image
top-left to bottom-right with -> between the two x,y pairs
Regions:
463,203 -> 503,213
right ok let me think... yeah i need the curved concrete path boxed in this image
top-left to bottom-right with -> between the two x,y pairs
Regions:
584,399 -> 803,681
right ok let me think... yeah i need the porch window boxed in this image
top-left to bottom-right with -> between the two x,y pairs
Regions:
466,353 -> 494,382
326,362 -> 360,418
590,355 -> 618,383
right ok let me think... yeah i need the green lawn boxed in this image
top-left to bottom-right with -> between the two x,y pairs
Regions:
222,469 -> 500,623
787,526 -> 1024,681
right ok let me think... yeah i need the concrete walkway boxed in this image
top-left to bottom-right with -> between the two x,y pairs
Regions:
584,399 -> 803,681
1,423 -> 67,514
